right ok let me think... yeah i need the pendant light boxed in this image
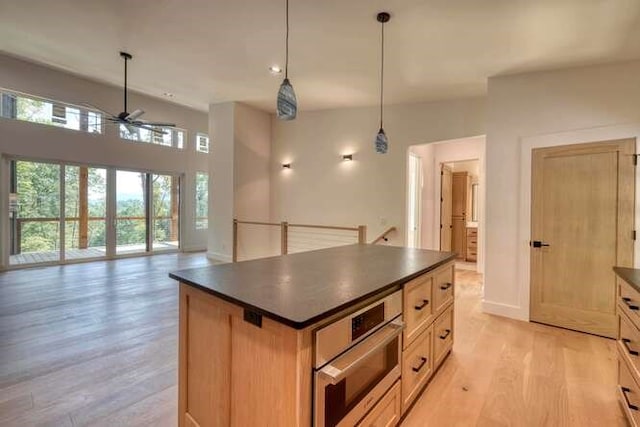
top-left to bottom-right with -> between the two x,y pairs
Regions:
374,12 -> 390,154
277,0 -> 297,120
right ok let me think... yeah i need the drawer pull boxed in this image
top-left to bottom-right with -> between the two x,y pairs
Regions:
439,329 -> 451,340
440,282 -> 452,291
414,299 -> 429,311
623,297 -> 640,311
623,338 -> 639,356
412,357 -> 428,373
622,387 -> 639,411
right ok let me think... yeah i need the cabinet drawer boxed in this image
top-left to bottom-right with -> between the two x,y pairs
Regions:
467,238 -> 477,246
433,265 -> 454,315
618,357 -> 640,427
358,380 -> 401,427
433,305 -> 454,369
619,311 -> 640,379
403,274 -> 433,349
620,279 -> 640,327
401,325 -> 433,413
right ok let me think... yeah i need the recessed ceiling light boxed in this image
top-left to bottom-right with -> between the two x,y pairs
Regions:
269,65 -> 283,75
162,92 -> 174,98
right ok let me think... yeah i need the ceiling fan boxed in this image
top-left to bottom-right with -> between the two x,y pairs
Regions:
93,52 -> 176,135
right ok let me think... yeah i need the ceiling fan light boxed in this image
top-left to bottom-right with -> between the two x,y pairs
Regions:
277,78 -> 297,120
375,128 -> 388,154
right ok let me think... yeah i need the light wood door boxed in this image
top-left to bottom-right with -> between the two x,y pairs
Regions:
531,139 -> 635,338
452,172 -> 468,218
440,165 -> 452,251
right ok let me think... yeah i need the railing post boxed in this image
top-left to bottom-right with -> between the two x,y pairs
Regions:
358,225 -> 367,244
281,221 -> 288,255
16,219 -> 22,255
232,219 -> 238,262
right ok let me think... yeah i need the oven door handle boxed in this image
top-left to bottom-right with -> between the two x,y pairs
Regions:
319,319 -> 404,385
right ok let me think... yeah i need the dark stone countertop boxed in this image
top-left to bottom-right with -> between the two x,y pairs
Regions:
170,244 -> 456,329
614,266 -> 640,294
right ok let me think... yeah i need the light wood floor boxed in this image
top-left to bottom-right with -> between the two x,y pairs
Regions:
0,255 -> 625,426
401,269 -> 625,426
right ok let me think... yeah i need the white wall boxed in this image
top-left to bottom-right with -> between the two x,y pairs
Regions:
208,102 -> 273,262
234,103 -> 273,260
270,97 -> 487,245
410,136 -> 486,273
0,54 -> 210,261
485,60 -> 640,320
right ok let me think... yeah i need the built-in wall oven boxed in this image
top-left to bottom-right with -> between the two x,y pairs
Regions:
314,290 -> 403,427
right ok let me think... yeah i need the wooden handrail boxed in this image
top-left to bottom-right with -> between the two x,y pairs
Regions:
371,226 -> 396,244
288,223 -> 360,232
233,219 -> 367,262
235,220 -> 281,227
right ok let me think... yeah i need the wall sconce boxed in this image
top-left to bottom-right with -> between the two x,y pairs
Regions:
282,163 -> 291,169
342,154 -> 353,162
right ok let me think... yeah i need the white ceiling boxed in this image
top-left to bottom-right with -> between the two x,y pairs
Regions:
1,0 -> 640,112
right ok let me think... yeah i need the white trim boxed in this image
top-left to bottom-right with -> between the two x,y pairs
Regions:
516,123 -> 640,322
207,250 -> 231,263
482,299 -> 528,321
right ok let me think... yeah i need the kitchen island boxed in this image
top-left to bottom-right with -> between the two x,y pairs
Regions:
170,244 -> 456,427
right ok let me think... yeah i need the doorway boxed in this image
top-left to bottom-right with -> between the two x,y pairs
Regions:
7,158 -> 181,267
406,135 -> 486,273
530,139 -> 635,338
440,160 -> 480,269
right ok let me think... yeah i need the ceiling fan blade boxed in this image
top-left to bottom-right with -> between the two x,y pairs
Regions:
125,109 -> 145,121
138,122 -> 176,127
123,123 -> 137,135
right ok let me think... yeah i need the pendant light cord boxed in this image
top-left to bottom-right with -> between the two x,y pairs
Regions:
285,0 -> 289,79
380,20 -> 385,129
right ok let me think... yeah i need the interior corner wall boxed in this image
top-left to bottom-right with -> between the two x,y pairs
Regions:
270,97 -> 487,245
485,60 -> 640,321
0,54 -> 210,257
233,103 -> 273,260
208,102 -> 273,262
208,102 -> 235,262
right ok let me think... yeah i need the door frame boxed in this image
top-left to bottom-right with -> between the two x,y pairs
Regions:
516,124 -> 640,321
407,152 -> 423,248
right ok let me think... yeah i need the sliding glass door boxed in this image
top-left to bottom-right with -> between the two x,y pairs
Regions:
116,170 -> 148,255
64,166 -> 107,260
6,158 -> 181,267
9,160 -> 61,265
152,174 -> 180,252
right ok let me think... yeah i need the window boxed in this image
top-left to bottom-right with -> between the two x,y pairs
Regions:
120,124 -> 186,149
0,89 -> 102,134
195,172 -> 208,229
196,133 -> 210,153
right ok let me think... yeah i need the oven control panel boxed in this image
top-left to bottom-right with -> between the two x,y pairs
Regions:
351,303 -> 385,341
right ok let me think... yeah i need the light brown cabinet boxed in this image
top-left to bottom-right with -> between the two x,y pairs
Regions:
178,259 -> 455,427
400,262 -> 455,414
616,269 -> 640,426
466,227 -> 477,262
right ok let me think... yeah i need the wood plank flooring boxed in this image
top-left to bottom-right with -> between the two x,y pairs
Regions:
0,253 -> 214,427
401,269 -> 625,426
0,256 -> 625,426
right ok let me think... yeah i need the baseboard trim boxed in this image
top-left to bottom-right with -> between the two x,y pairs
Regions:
206,251 -> 232,263
482,300 -> 528,321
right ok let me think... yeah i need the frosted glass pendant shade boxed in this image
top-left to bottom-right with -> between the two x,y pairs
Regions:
375,128 -> 388,154
277,78 -> 297,120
